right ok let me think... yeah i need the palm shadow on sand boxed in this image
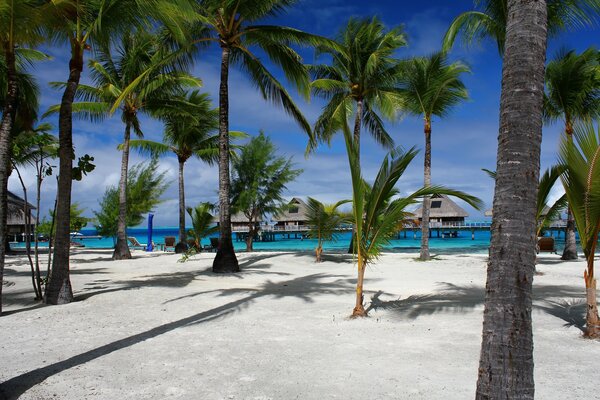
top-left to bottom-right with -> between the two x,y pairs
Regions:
0,267 -> 354,400
367,282 -> 586,332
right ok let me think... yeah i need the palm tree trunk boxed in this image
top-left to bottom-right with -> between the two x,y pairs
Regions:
0,44 -> 18,315
175,157 -> 188,253
347,100 -> 363,254
45,49 -> 84,305
212,45 -> 239,273
562,125 -> 578,260
584,245 -> 600,338
352,254 -> 367,317
246,222 -> 254,252
34,156 -> 43,297
476,1 -> 547,398
420,118 -> 432,261
113,122 -> 132,260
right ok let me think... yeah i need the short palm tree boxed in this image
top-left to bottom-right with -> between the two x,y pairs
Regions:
341,108 -> 482,317
545,47 -> 600,260
442,0 -> 600,54
50,30 -> 201,260
129,90 -> 219,253
309,16 -> 406,159
192,0 -> 332,273
397,52 -> 470,261
305,198 -> 350,262
186,203 -> 218,252
558,120 -> 600,338
43,0 -> 196,304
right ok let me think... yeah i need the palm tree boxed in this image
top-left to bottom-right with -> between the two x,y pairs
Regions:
129,90 -> 219,253
305,198 -> 350,262
558,120 -> 600,338
343,131 -> 482,318
43,0 -> 196,304
442,0 -> 600,54
230,132 -> 302,252
0,0 -> 44,314
49,30 -> 201,260
186,202 -> 218,252
309,16 -> 406,159
545,48 -> 600,260
396,52 -> 469,261
192,0 -> 331,272
475,0 -> 548,397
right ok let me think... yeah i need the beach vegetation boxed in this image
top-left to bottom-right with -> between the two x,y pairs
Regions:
230,132 -> 302,252
128,90 -> 220,254
442,0 -> 600,55
396,52 -> 469,261
185,202 -> 218,254
94,158 -> 169,239
305,198 -> 350,262
558,120 -> 600,338
191,0 -> 333,273
545,47 -> 600,260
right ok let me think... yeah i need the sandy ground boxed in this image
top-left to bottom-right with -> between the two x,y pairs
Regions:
0,248 -> 598,400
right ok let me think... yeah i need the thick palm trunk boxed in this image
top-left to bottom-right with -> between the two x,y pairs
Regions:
212,46 -> 239,273
348,101 -> 363,254
0,45 -> 18,315
419,120 -> 432,261
113,122 -> 132,260
476,1 -> 547,399
45,50 -> 83,304
584,247 -> 600,338
175,158 -> 188,253
352,254 -> 367,317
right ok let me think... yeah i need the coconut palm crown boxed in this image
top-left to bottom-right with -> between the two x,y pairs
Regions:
309,16 -> 406,157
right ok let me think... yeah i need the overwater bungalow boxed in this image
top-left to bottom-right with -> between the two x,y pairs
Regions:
7,190 -> 36,242
412,194 -> 468,228
273,197 -> 310,231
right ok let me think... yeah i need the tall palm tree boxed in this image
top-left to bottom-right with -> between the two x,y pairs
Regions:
475,0 -> 548,397
442,0 -> 600,55
129,90 -> 219,253
558,120 -> 600,338
545,48 -> 600,260
52,30 -> 201,260
342,127 -> 482,317
43,0 -> 196,304
305,198 -> 350,262
396,52 -> 469,261
0,0 -> 44,315
309,17 -> 406,160
192,0 -> 332,273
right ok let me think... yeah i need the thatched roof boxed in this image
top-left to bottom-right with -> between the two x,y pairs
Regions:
6,191 -> 35,225
212,212 -> 262,224
273,197 -> 309,223
412,194 -> 468,219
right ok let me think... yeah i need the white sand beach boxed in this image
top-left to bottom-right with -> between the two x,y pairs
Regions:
1,250 -> 598,399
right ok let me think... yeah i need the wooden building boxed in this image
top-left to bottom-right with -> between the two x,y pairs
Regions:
7,190 -> 36,241
411,194 -> 468,227
272,197 -> 310,231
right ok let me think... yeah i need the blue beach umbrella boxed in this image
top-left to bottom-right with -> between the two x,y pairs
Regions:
146,213 -> 154,252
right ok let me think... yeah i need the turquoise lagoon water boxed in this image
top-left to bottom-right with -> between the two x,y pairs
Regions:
15,226 -> 574,255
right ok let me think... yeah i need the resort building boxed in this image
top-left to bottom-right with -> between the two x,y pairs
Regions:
273,197 -> 310,231
7,190 -> 36,242
213,212 -> 263,232
411,194 -> 468,228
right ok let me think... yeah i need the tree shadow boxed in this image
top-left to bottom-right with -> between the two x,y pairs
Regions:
367,282 -> 586,330
0,273 -> 354,400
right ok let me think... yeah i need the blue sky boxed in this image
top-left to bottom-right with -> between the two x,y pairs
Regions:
8,0 -> 600,227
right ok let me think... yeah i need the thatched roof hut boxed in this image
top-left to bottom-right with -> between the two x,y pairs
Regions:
6,190 -> 35,236
412,194 -> 468,225
273,197 -> 309,227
